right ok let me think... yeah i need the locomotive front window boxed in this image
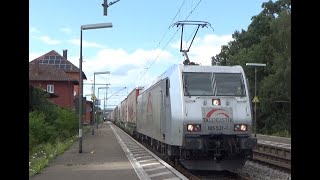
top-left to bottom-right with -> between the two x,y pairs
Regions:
215,73 -> 246,96
183,72 -> 214,96
183,72 -> 246,96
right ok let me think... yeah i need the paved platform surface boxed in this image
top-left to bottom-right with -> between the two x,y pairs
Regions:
29,122 -> 140,180
256,134 -> 291,144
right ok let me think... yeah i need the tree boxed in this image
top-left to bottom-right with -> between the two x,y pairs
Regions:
211,0 -> 291,136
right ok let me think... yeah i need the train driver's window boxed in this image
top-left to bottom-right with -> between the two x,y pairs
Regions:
215,73 -> 246,96
183,72 -> 214,96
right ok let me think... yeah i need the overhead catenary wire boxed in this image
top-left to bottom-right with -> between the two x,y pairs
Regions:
107,87 -> 127,100
138,0 -> 186,81
139,0 -> 202,82
184,0 -> 202,21
108,0 -> 203,109
157,0 -> 186,48
139,28 -> 180,79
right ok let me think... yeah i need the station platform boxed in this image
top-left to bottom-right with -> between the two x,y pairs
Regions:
29,121 -> 140,180
29,120 -> 288,180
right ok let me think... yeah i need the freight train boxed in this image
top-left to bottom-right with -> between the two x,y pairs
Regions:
109,63 -> 257,171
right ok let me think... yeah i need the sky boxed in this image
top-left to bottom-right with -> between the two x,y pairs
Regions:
29,0 -> 268,109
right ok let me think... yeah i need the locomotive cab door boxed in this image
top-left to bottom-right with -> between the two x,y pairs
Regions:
160,78 -> 170,140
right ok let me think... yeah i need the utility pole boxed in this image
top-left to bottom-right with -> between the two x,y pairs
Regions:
105,84 -> 108,110
102,0 -> 120,16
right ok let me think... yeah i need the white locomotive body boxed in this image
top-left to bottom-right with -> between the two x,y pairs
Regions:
114,64 -> 257,171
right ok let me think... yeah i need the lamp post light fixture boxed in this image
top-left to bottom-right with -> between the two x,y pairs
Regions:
98,85 -> 110,120
98,85 -> 110,104
92,71 -> 110,135
104,84 -> 109,110
78,22 -> 112,153
245,63 -> 266,137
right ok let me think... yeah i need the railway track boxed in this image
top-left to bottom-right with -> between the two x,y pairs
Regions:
188,170 -> 251,180
135,134 -> 252,179
138,136 -> 292,178
252,140 -> 291,173
139,140 -> 251,179
116,122 -> 290,179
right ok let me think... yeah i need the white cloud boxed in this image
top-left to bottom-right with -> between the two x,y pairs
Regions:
77,33 -> 233,107
170,34 -> 233,65
30,33 -> 233,108
36,36 -> 62,45
30,27 -> 40,34
60,27 -> 72,34
69,47 -> 176,106
68,39 -> 106,48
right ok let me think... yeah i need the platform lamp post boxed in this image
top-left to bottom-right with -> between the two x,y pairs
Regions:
92,71 -> 110,134
104,84 -> 109,111
98,85 -> 110,103
98,85 -> 110,120
246,63 -> 266,137
79,22 -> 112,153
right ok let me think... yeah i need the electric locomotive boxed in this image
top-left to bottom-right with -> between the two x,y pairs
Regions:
135,64 -> 257,171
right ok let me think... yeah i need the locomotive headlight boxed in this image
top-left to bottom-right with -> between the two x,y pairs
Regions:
187,124 -> 194,131
234,124 -> 247,131
240,124 -> 247,131
212,98 -> 221,106
187,124 -> 201,132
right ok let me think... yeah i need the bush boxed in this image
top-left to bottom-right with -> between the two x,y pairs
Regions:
29,86 -> 59,124
29,111 -> 57,150
53,107 -> 78,140
29,133 -> 36,153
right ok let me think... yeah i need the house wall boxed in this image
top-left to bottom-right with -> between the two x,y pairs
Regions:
30,80 -> 75,108
66,72 -> 80,98
84,101 -> 93,124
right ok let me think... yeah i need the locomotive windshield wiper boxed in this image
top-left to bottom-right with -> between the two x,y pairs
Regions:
183,74 -> 191,96
212,73 -> 217,96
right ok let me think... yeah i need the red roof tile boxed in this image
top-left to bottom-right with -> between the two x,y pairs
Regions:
29,62 -> 79,84
30,50 -> 87,79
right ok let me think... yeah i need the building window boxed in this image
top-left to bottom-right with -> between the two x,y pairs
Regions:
47,84 -> 54,93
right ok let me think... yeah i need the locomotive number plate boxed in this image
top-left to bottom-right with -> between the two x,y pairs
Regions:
207,125 -> 228,131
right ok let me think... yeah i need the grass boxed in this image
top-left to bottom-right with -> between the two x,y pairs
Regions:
29,137 -> 76,176
29,125 -> 91,177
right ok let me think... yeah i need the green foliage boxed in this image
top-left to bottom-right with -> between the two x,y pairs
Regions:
53,107 -> 78,140
29,139 -> 76,176
29,86 -> 80,152
29,111 -> 57,151
29,105 -> 80,176
29,81 -> 87,176
29,86 -> 49,112
29,133 -> 36,153
29,86 -> 60,124
212,0 -> 291,137
29,126 -> 92,176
